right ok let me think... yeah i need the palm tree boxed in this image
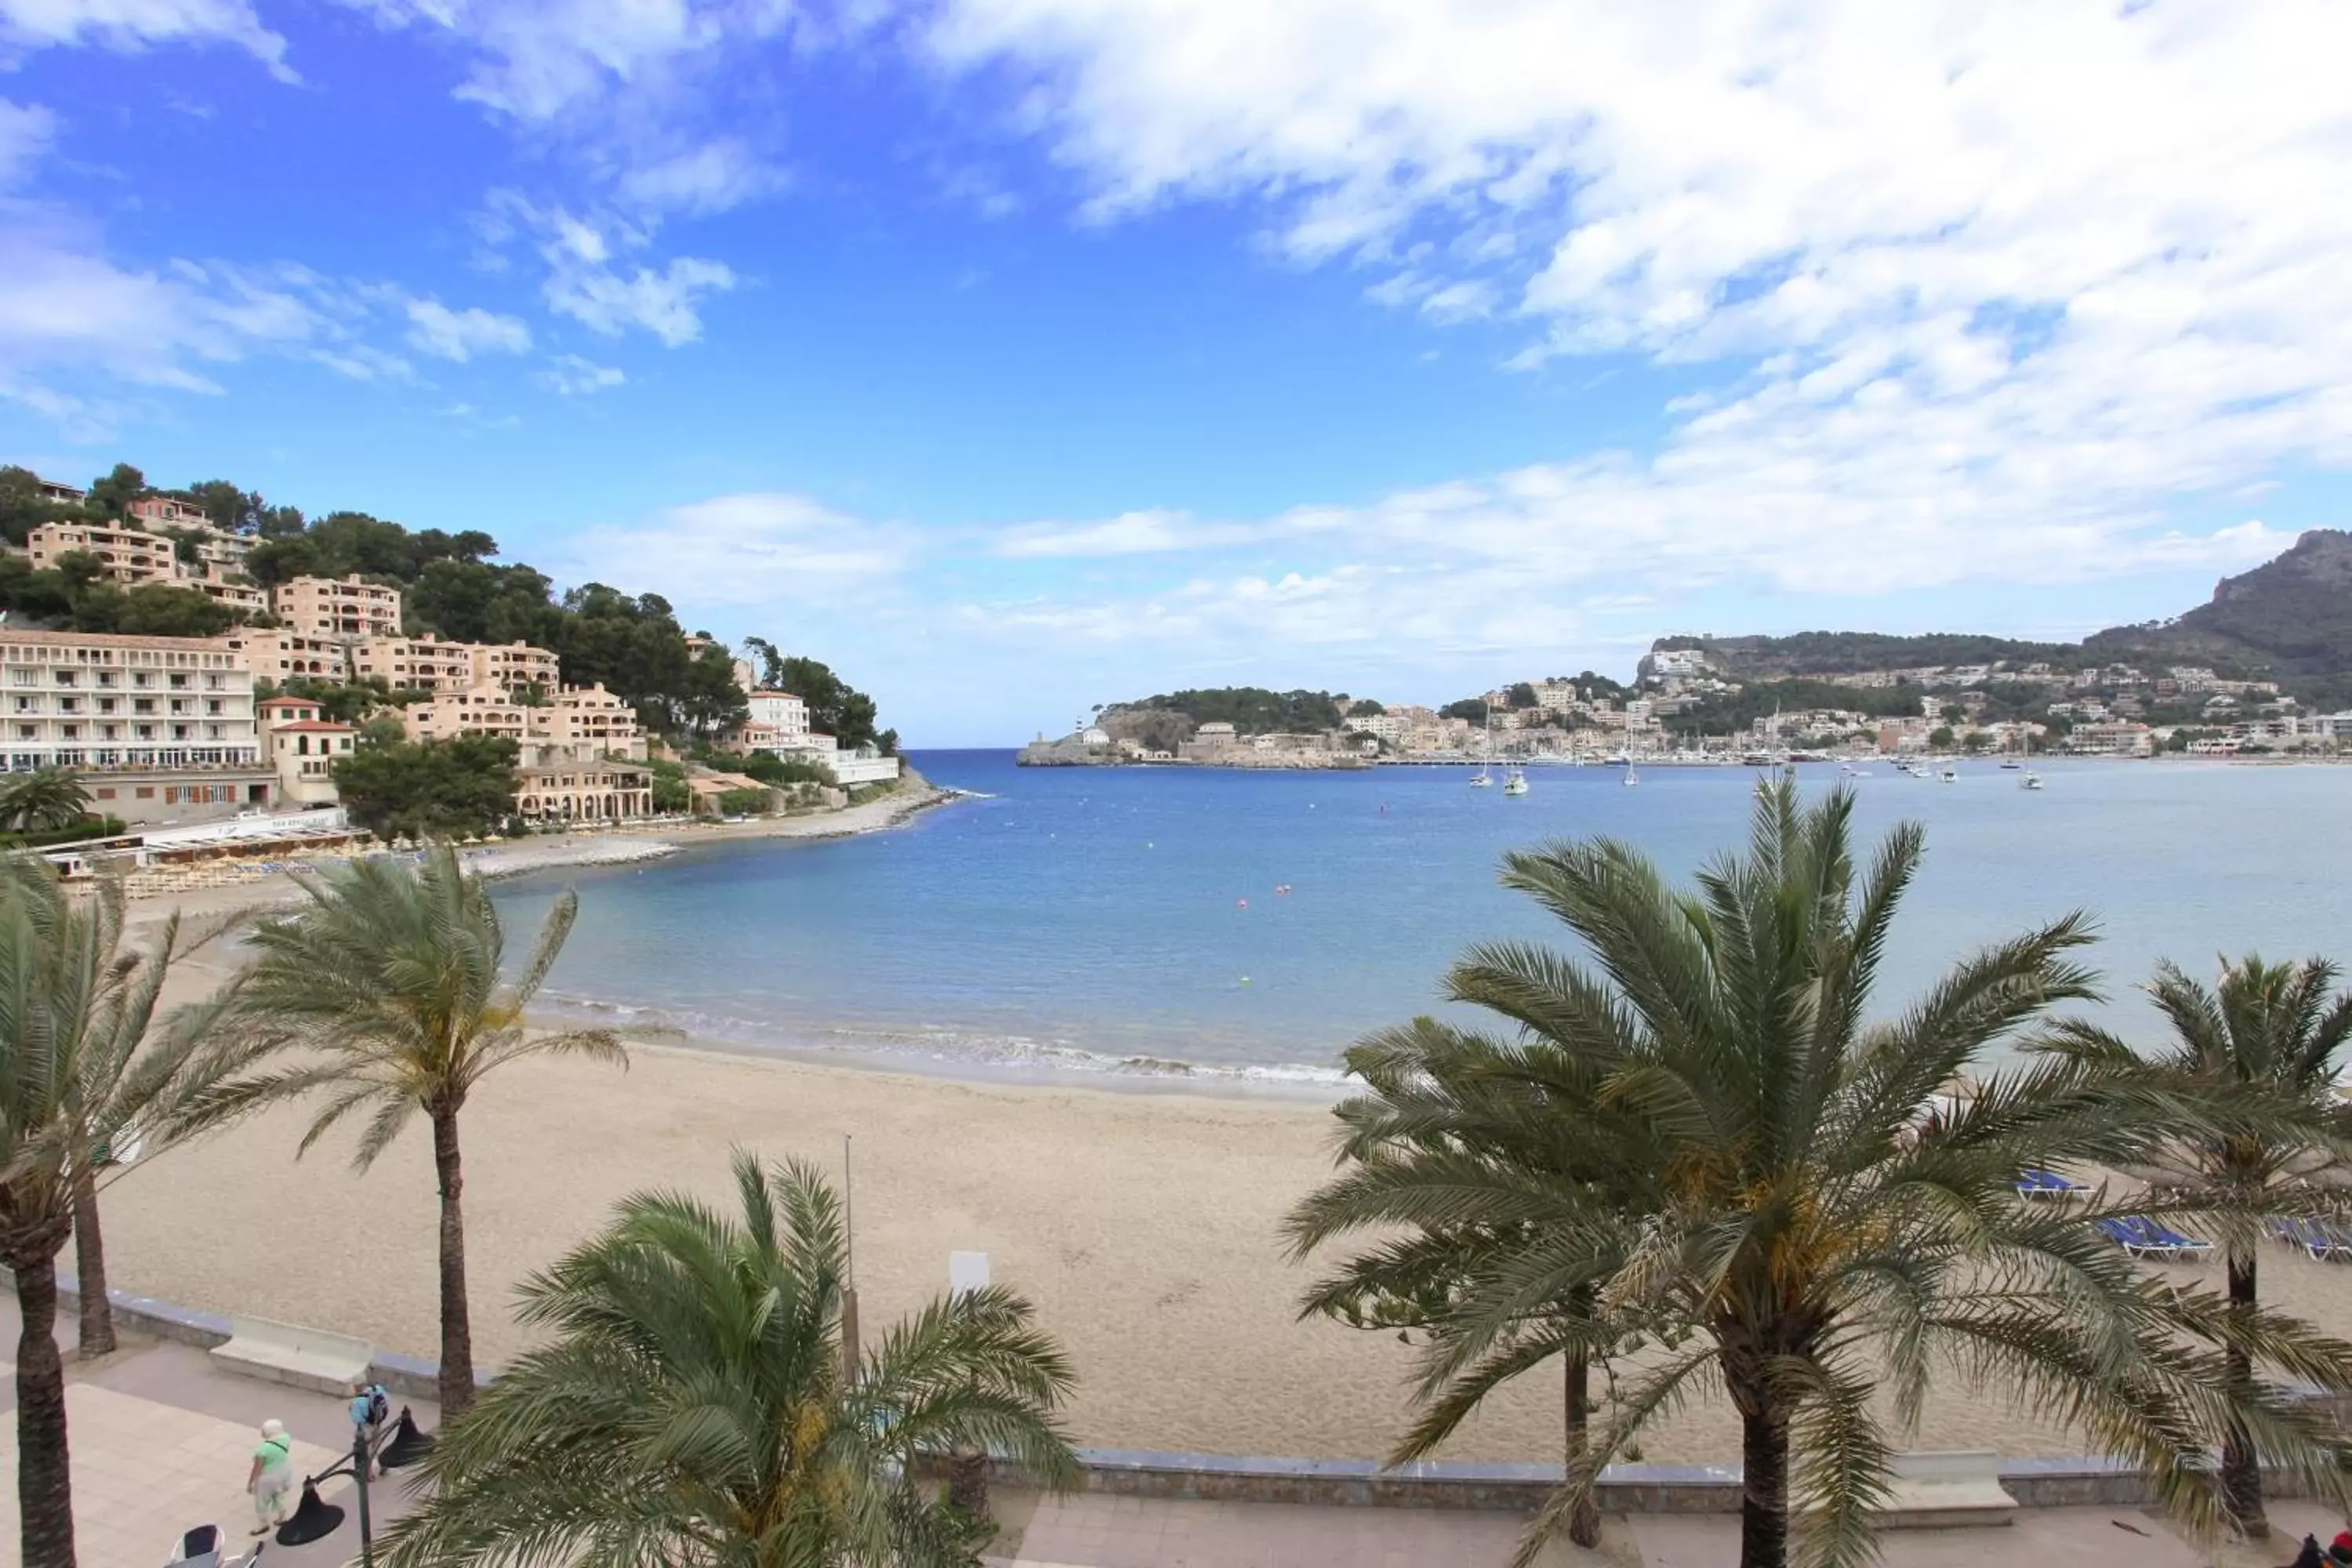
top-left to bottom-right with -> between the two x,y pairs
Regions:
1290,1017 -> 1663,1550
2041,956 -> 2352,1541
0,769 -> 93,836
379,1152 -> 1080,1566
1289,779 -> 2352,1568
0,859 -> 241,1568
185,844 -> 624,1414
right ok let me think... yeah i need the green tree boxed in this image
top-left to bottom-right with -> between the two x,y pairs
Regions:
84,463 -> 146,519
332,734 -> 520,842
187,848 -> 626,1414
1289,1017 -> 1658,1549
1928,724 -> 1955,748
2042,956 -> 2352,1539
0,466 -> 68,547
715,786 -> 770,815
0,771 -> 92,835
1440,698 -> 1489,724
1290,779 -> 2352,1568
0,863 -> 241,1568
680,644 -> 752,737
379,1152 -> 1079,1566
1507,681 -> 1538,709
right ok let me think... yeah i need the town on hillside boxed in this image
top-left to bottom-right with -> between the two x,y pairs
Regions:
1025,531 -> 2352,768
0,466 -> 900,871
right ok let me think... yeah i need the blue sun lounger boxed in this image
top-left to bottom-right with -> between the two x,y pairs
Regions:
2273,1215 -> 2352,1261
2097,1215 -> 2212,1260
2015,1168 -> 2088,1200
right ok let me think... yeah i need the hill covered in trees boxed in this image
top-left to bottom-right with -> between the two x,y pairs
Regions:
1102,688 -> 1350,740
2085,529 -> 2352,706
0,463 -> 896,751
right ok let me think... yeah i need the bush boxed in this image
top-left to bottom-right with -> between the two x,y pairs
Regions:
715,787 -> 771,816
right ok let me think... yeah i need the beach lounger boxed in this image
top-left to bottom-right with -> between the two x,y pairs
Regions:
2275,1216 -> 2332,1259
2015,1168 -> 2086,1200
2097,1215 -> 2211,1260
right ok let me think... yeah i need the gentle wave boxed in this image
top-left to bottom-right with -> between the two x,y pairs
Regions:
532,989 -> 1352,1088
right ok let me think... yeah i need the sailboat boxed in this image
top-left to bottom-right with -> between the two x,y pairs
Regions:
1502,764 -> 1529,796
2021,768 -> 2044,790
1622,761 -> 1640,787
1470,710 -> 1494,786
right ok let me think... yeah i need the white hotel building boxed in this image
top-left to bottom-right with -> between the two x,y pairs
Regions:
0,630 -> 273,822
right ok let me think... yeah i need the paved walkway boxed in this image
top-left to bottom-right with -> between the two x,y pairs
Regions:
0,1292 -> 430,1568
8,1291 -> 2347,1567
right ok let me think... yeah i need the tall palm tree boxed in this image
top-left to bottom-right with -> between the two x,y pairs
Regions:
1289,779 -> 2352,1568
184,844 -> 624,1414
2041,955 -> 2352,1541
0,858 -> 241,1568
0,769 -> 93,836
379,1152 -> 1080,1566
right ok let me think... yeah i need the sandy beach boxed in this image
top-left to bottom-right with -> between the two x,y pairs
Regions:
86,1004 -> 2350,1468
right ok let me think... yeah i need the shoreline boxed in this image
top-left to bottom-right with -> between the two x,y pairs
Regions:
125,774 -> 962,924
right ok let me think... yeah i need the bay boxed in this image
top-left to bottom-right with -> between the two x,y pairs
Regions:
493,750 -> 2352,1086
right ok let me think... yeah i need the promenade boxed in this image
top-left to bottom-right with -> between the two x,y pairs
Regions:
5,1280 -> 2341,1568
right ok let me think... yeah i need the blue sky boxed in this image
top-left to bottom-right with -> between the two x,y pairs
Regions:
4,1 -> 2349,745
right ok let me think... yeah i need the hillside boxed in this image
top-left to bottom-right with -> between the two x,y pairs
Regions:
1102,687 -> 1349,739
1661,631 -> 2089,681
1651,530 -> 2352,700
2085,529 -> 2352,703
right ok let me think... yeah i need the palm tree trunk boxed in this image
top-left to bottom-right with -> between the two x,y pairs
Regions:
13,1250 -> 78,1568
1729,1362 -> 1791,1568
70,1169 -> 114,1360
2221,1242 -> 2268,1540
431,1109 -> 475,1417
1566,1350 -> 1601,1548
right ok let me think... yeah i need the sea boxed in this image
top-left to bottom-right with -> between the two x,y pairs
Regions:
493,750 -> 2352,1091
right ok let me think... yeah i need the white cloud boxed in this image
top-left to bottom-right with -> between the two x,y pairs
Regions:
928,0 -> 2352,652
562,492 -> 914,606
615,136 -> 783,216
0,0 -> 294,78
476,191 -> 739,345
405,297 -> 532,361
537,353 -> 626,395
546,253 -> 735,344
354,0 -> 795,122
993,509 -> 1261,559
0,98 -> 53,184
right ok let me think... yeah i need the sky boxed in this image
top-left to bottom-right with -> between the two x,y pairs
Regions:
3,2 -> 2350,746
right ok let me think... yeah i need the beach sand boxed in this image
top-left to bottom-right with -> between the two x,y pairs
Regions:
89,1004 -> 2348,1468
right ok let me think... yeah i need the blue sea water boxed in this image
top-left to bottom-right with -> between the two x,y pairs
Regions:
494,750 -> 2352,1086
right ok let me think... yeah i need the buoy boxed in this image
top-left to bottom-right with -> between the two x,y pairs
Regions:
1240,976 -> 1250,985
1236,898 -> 1248,909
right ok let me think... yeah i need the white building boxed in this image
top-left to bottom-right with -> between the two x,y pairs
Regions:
0,630 -> 272,824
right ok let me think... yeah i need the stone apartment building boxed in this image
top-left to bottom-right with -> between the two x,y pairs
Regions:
350,633 -> 478,693
215,627 -> 350,684
272,574 -> 403,641
400,681 -> 652,821
26,495 -> 268,615
0,629 -> 273,825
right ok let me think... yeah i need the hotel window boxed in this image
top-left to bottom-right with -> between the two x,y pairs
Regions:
133,699 -> 154,715
96,698 -> 114,714
58,725 -> 78,740
169,673 -> 188,689
136,725 -> 154,740
13,726 -> 30,740
172,725 -> 191,740
12,698 -> 30,713
51,670 -> 74,687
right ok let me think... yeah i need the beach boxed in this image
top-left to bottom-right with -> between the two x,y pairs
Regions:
87,1015 -> 2338,1468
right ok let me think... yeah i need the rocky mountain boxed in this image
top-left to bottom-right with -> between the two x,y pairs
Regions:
1653,529 -> 2352,703
2085,529 -> 2352,703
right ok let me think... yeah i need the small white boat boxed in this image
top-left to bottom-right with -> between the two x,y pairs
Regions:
1939,767 -> 1958,783
2021,770 -> 2044,790
1502,766 -> 1529,796
1623,764 -> 1641,787
1469,768 -> 1492,788
1999,758 -> 2022,770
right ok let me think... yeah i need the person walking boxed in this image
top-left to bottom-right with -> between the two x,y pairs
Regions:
247,1418 -> 294,1535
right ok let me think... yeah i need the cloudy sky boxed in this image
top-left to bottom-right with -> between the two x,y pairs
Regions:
3,1 -> 2347,745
